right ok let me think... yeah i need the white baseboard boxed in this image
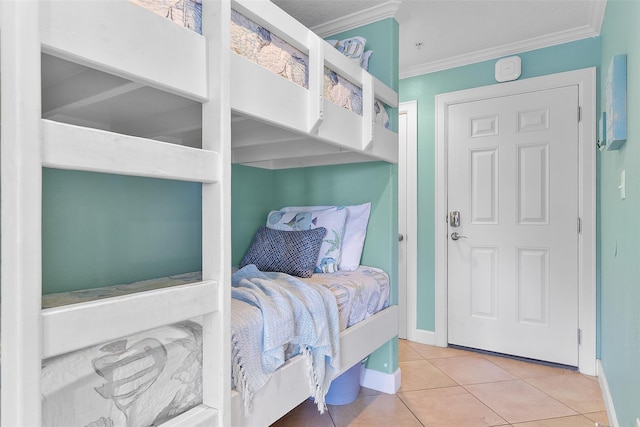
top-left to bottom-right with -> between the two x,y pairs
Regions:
597,359 -> 619,427
407,328 -> 437,345
361,367 -> 401,394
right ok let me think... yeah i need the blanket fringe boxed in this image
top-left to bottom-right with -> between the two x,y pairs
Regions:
231,335 -> 255,416
302,346 -> 327,414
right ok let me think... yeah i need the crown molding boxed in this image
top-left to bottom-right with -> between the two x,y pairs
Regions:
589,0 -> 607,35
401,24 -> 603,79
401,0 -> 606,79
311,1 -> 401,38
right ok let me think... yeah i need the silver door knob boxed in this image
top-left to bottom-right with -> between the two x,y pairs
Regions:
398,234 -> 404,242
450,232 -> 467,241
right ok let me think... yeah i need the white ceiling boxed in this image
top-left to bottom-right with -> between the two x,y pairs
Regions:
272,0 -> 606,78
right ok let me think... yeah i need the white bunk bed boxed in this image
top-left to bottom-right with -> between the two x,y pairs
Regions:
1,1 -> 230,426
102,0 -> 399,169
32,0 -> 399,170
1,0 -> 399,425
225,0 -> 398,426
221,2 -> 401,422
229,0 -> 399,169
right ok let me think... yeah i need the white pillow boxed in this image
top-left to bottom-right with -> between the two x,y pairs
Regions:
280,202 -> 371,271
266,207 -> 348,273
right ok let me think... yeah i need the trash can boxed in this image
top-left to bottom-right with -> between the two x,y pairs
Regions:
325,362 -> 362,405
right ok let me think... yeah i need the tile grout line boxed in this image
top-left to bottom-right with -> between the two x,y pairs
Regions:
521,376 -> 586,415
393,393 -> 427,427
399,341 -> 607,426
402,344 -> 510,426
418,346 -> 577,425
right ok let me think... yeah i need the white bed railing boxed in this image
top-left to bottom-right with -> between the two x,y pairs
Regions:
232,0 -> 327,136
230,0 -> 399,167
1,1 -> 231,425
39,1 -> 208,101
230,305 -> 399,427
42,281 -> 219,359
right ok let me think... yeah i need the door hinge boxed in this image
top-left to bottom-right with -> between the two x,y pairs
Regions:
577,217 -> 582,233
577,106 -> 582,122
577,328 -> 582,345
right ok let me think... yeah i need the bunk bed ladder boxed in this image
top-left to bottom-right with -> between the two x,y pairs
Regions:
0,1 -> 231,425
1,2 -> 44,425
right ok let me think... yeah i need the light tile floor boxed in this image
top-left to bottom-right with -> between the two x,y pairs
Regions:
271,339 -> 609,427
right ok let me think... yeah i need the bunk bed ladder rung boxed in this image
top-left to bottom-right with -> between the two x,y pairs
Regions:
41,119 -> 220,184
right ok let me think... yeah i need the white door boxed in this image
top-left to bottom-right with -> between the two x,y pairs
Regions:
398,101 -> 417,341
447,86 -> 579,366
398,107 -> 408,339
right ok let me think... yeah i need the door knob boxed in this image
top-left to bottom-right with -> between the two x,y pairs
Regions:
398,234 -> 404,242
450,232 -> 467,241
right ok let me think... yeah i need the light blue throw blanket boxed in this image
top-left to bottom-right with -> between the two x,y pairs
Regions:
231,265 -> 340,414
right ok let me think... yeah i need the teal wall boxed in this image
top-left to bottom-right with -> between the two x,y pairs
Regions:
399,38 -> 601,332
231,165 -> 274,263
598,1 -> 640,425
42,169 -> 202,294
232,162 -> 397,283
272,162 -> 398,284
329,18 -> 399,92
326,18 -> 399,375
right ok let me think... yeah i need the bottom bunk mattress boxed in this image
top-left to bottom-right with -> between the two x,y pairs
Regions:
37,265 -> 390,426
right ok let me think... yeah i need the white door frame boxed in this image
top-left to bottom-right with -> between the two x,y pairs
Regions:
398,101 -> 418,341
434,68 -> 597,375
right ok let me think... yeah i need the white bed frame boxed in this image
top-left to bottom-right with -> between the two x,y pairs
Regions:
231,305 -> 398,427
231,0 -> 399,169
0,1 -> 398,425
1,1 -> 230,425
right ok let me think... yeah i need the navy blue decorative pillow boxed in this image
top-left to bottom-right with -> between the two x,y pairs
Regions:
240,226 -> 326,278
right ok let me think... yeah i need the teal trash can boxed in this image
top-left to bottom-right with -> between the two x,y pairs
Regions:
325,362 -> 362,405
